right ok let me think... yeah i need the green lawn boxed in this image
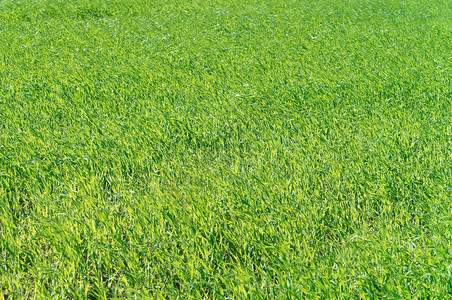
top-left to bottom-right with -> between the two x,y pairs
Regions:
0,0 -> 451,298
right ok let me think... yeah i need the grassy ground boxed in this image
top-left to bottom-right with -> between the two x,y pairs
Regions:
0,0 -> 451,298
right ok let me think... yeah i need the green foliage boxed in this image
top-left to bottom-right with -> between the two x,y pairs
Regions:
0,0 -> 451,298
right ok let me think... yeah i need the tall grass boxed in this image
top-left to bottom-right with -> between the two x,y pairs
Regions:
1,0 -> 451,298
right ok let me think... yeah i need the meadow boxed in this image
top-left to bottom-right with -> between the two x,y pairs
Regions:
0,0 -> 451,298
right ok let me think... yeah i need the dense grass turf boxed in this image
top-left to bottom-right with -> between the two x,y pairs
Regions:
1,0 -> 451,298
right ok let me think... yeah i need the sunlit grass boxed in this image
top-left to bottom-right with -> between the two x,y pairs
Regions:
0,0 -> 451,298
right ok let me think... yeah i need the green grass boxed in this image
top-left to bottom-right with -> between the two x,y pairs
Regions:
0,0 -> 451,298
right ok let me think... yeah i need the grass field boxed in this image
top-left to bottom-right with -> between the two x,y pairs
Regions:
1,0 -> 451,298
